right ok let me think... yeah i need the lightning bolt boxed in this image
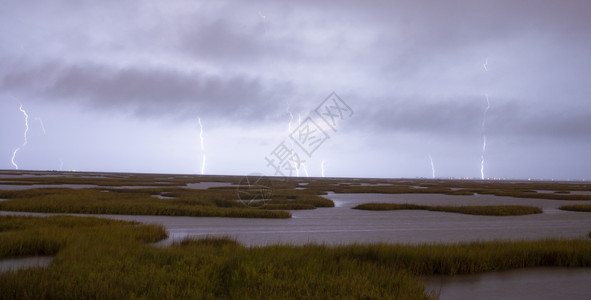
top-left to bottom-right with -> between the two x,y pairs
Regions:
11,104 -> 29,170
428,154 -> 435,179
198,117 -> 206,175
296,113 -> 309,177
479,56 -> 492,180
285,102 -> 307,177
301,163 -> 309,177
480,94 -> 491,180
285,101 -> 299,177
35,118 -> 46,135
321,160 -> 325,177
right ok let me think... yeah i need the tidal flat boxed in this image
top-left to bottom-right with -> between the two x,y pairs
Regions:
0,170 -> 590,299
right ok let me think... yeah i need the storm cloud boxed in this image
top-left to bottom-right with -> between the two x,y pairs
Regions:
1,0 -> 590,179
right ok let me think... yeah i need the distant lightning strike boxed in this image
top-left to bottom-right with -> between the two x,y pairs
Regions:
482,94 -> 490,131
36,118 -> 46,135
301,163 -> 309,177
481,135 -> 487,180
480,96 -> 490,180
296,113 -> 308,177
285,101 -> 300,177
11,104 -> 29,170
198,117 -> 206,175
483,57 -> 489,72
286,101 -> 294,135
428,155 -> 435,179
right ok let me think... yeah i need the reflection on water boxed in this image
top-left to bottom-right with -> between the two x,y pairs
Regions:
425,268 -> 591,300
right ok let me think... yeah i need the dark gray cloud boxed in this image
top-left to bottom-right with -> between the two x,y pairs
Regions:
178,18 -> 298,63
0,60 -> 292,121
353,96 -> 591,140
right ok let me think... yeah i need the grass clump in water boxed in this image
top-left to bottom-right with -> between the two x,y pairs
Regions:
559,204 -> 591,212
353,203 -> 543,216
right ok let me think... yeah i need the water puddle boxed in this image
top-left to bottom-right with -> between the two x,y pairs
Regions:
0,256 -> 54,273
424,267 -> 591,300
152,195 -> 175,199
185,182 -> 234,189
358,183 -> 393,186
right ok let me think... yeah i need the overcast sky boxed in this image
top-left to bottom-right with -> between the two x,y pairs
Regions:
1,0 -> 590,180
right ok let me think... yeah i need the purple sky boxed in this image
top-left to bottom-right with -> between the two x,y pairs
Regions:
1,0 -> 590,180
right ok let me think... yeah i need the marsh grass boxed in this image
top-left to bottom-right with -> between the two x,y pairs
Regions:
559,204 -> 591,212
326,179 -> 591,201
0,188 -> 290,218
1,215 -> 591,299
353,203 -> 543,216
0,174 -> 336,217
0,216 -> 428,299
4,171 -> 591,208
0,172 -> 245,187
259,189 -> 335,210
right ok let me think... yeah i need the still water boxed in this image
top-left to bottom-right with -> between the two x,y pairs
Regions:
0,256 -> 53,273
425,267 -> 591,300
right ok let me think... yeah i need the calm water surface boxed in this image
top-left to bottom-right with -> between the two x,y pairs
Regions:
0,256 -> 53,273
424,267 -> 591,300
